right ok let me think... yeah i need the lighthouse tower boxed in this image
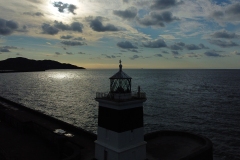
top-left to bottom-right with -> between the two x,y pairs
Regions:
95,60 -> 147,160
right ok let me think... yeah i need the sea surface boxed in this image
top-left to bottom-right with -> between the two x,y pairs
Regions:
0,69 -> 239,160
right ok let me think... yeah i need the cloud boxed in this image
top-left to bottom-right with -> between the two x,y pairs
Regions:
60,35 -> 73,39
225,3 -> 240,16
150,0 -> 183,10
142,39 -> 167,48
211,30 -> 239,39
55,52 -> 61,55
102,54 -> 116,59
176,42 -> 185,46
0,46 -> 18,49
23,12 -> 44,16
71,22 -> 83,32
0,18 -> 19,35
78,52 -> 86,54
172,50 -> 179,55
208,39 -> 238,48
53,1 -> 77,14
54,21 -> 83,32
204,51 -> 224,57
113,7 -> 137,20
88,17 -> 120,32
130,55 -> 140,60
169,44 -> 183,50
211,2 -> 240,22
73,37 -> 85,41
66,52 -> 73,55
0,46 -> 17,52
162,50 -> 169,54
155,54 -> 163,57
137,11 -> 179,27
0,48 -> 10,52
61,41 -> 86,46
117,41 -> 138,49
185,44 -> 201,50
233,51 -> 240,55
42,23 -> 59,35
199,43 -> 209,49
186,52 -> 201,58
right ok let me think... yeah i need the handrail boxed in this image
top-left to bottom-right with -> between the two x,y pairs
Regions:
96,91 -> 146,99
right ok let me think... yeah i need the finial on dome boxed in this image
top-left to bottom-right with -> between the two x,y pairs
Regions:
119,59 -> 122,71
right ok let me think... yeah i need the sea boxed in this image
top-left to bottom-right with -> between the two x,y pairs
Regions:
0,69 -> 239,160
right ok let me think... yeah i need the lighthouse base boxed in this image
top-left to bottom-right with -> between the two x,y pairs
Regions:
95,140 -> 146,160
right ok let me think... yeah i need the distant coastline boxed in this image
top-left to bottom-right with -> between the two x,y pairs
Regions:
0,57 -> 85,73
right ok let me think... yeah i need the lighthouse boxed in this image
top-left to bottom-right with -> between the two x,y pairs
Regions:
95,60 -> 147,160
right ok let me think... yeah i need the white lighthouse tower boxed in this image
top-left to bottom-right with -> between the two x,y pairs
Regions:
95,60 -> 147,160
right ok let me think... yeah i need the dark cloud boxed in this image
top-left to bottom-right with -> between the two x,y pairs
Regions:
211,11 -> 224,19
130,55 -> 140,60
208,39 -> 238,48
61,41 -> 85,46
211,30 -> 239,39
71,22 -> 83,32
54,21 -> 83,32
155,54 -> 163,57
113,7 -> 137,20
73,37 -> 85,41
88,17 -> 120,32
1,46 -> 18,49
54,21 -> 71,30
150,0 -> 183,10
68,4 -> 77,15
226,3 -> 240,15
142,39 -> 167,48
129,49 -> 139,53
17,25 -> 28,32
172,50 -> 179,55
199,43 -> 209,49
173,43 -> 208,50
66,52 -> 73,55
187,52 -> 201,58
78,52 -> 86,54
117,41 -> 138,49
102,54 -> 116,59
0,18 -> 19,35
162,50 -> 169,54
185,44 -> 201,50
123,0 -> 129,3
23,12 -> 44,16
55,52 -> 61,55
176,42 -> 185,46
0,48 -> 10,52
169,44 -> 183,50
234,51 -> 240,55
211,3 -> 240,21
53,1 -> 77,14
60,35 -> 73,39
42,23 -> 59,35
204,51 -> 224,57
137,11 -> 179,27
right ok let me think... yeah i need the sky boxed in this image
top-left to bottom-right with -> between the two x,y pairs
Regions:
0,0 -> 240,69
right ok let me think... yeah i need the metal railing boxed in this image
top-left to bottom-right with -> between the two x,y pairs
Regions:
96,91 -> 146,99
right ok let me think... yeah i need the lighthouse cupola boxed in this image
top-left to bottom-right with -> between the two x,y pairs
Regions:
109,60 -> 132,100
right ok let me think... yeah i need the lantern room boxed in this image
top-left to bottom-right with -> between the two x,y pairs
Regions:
109,60 -> 132,93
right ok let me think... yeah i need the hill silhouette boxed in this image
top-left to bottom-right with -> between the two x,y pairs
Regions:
0,57 -> 85,72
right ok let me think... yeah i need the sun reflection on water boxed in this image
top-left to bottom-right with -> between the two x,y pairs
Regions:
48,72 -> 78,79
